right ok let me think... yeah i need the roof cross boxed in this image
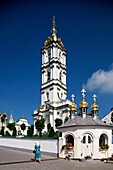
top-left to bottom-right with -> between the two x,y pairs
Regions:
93,94 -> 97,103
81,88 -> 86,100
71,94 -> 75,102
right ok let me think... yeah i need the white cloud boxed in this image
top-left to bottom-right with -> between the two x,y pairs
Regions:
85,64 -> 113,94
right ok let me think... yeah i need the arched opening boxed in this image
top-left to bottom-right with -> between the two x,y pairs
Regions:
81,133 -> 93,157
66,134 -> 74,147
99,134 -> 108,149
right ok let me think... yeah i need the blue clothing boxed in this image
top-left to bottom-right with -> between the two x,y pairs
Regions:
34,145 -> 41,159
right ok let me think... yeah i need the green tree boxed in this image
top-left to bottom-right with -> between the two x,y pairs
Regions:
35,118 -> 45,137
55,118 -> 62,128
21,123 -> 26,134
27,125 -> 34,137
12,127 -> 17,136
48,127 -> 54,137
1,127 -> 4,136
7,123 -> 15,131
47,123 -> 51,132
64,116 -> 68,123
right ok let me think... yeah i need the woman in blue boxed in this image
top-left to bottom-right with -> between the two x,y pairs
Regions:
34,142 -> 42,163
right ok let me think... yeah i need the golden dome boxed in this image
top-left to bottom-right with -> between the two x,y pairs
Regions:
43,16 -> 65,50
70,102 -> 77,111
79,100 -> 88,108
91,94 -> 98,111
91,103 -> 99,111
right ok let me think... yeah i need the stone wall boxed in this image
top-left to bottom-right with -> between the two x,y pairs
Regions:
0,137 -> 58,156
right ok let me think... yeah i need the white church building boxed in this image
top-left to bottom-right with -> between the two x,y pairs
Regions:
58,90 -> 113,159
33,17 -> 113,160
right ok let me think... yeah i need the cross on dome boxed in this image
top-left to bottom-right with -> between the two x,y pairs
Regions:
71,94 -> 75,102
93,94 -> 97,103
81,88 -> 86,100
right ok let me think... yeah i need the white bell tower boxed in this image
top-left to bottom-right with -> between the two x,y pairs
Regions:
41,16 -> 67,106
34,17 -> 72,133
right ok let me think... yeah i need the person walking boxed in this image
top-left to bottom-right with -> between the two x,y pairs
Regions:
34,141 -> 42,163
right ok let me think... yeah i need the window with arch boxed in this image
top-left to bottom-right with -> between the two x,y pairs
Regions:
59,51 -> 61,57
83,136 -> 86,143
66,134 -> 74,147
99,134 -> 108,149
59,71 -> 62,81
88,135 -> 92,143
47,70 -> 51,81
46,92 -> 49,101
82,134 -> 92,144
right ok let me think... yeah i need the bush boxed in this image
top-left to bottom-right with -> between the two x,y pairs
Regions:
48,127 -> 54,137
6,131 -> 11,136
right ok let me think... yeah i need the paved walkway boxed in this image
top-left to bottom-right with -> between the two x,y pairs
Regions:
0,147 -> 113,170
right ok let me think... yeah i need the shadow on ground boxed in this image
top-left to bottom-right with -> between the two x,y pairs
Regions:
0,158 -> 59,166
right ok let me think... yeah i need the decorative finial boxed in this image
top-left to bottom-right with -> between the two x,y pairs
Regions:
93,94 -> 97,103
71,94 -> 75,103
53,16 -> 56,30
51,16 -> 57,37
81,88 -> 86,100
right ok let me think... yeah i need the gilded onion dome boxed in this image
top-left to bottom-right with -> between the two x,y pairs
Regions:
91,94 -> 99,111
44,16 -> 65,50
70,94 -> 77,111
70,102 -> 77,111
79,88 -> 88,108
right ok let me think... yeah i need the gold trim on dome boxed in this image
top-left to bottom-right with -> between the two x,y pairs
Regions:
70,102 -> 76,111
91,103 -> 99,111
79,100 -> 88,108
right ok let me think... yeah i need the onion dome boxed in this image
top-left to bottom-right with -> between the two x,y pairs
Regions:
43,16 -> 65,50
70,94 -> 77,111
79,88 -> 88,108
91,94 -> 99,111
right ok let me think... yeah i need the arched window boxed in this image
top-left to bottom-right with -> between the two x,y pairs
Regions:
46,92 -> 49,100
99,134 -> 108,149
88,135 -> 92,143
59,51 -> 61,57
47,70 -> 51,81
59,71 -> 62,81
66,135 -> 74,147
83,136 -> 86,143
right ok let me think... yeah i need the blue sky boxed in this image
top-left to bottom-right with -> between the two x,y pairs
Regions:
0,0 -> 113,125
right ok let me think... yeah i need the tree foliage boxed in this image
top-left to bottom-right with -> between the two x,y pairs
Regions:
12,127 -> 17,136
35,118 -> 45,137
27,125 -> 34,137
7,123 -> 15,131
55,118 -> 62,128
47,123 -> 51,132
48,127 -> 54,137
21,123 -> 26,133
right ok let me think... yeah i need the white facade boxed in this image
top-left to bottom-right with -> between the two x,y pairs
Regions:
101,108 -> 113,125
58,91 -> 113,160
59,125 -> 113,159
15,118 -> 30,136
33,17 -> 72,133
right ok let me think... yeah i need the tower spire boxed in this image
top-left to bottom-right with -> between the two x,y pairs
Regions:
51,16 -> 57,38
53,16 -> 56,30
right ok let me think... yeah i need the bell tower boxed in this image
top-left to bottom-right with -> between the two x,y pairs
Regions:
41,16 -> 67,106
33,16 -> 72,132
